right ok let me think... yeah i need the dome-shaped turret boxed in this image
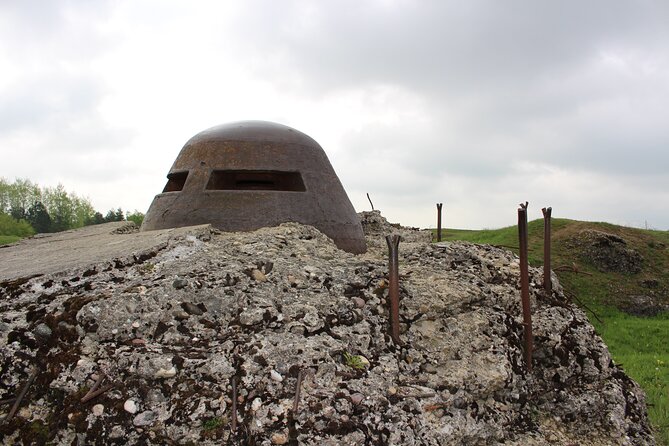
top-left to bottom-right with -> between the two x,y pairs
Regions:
141,121 -> 367,254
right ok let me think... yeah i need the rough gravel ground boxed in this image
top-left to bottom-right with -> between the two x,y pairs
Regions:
0,212 -> 655,445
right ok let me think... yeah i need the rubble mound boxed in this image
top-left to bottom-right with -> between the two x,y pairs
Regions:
568,229 -> 644,274
0,218 -> 655,445
359,210 -> 432,246
624,295 -> 669,317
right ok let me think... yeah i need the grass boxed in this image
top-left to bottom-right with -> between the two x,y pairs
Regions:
0,235 -> 20,246
437,219 -> 669,445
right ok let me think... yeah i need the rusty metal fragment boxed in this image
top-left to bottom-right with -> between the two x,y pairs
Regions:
231,376 -> 238,432
293,369 -> 305,413
517,202 -> 533,372
142,121 -> 367,254
386,234 -> 402,345
436,203 -> 443,242
542,207 -> 552,294
3,370 -> 36,423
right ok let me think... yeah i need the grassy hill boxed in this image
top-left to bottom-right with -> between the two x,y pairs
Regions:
0,235 -> 20,246
438,218 -> 669,444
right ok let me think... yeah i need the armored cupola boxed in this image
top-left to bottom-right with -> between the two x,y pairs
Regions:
141,120 -> 367,254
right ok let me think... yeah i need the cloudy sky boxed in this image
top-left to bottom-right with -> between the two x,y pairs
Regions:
1,0 -> 668,230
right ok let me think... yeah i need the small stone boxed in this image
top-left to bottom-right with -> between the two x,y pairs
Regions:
133,410 -> 157,427
357,355 -> 370,368
111,328 -> 118,335
270,432 -> 288,445
251,397 -> 262,411
131,338 -> 145,346
132,321 -> 140,328
173,311 -> 190,320
155,366 -> 177,378
34,323 -> 52,340
251,269 -> 267,282
350,393 -> 365,405
388,386 -> 397,395
420,363 -> 437,374
181,302 -> 204,315
270,370 -> 283,382
124,399 -> 138,414
109,425 -> 125,439
172,278 -> 188,289
92,404 -> 104,416
352,297 -> 366,308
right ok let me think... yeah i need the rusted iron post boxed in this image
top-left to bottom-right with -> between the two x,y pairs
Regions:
3,370 -> 36,423
542,207 -> 552,294
293,369 -> 304,413
231,376 -> 238,432
436,203 -> 443,242
386,234 -> 402,345
517,202 -> 533,372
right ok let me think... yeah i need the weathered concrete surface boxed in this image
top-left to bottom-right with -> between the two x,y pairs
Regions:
0,213 -> 655,445
0,222 -> 214,282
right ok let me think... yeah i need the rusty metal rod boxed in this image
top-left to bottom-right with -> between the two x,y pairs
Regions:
231,376 -> 238,432
386,234 -> 402,345
367,193 -> 375,211
80,384 -> 114,403
436,203 -> 443,242
3,370 -> 37,423
517,202 -> 533,372
293,369 -> 304,413
80,372 -> 105,402
542,207 -> 552,294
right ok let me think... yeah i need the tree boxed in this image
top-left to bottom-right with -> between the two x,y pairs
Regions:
44,184 -> 75,232
27,202 -> 52,234
71,196 -> 96,228
0,178 -> 40,217
85,211 -> 106,226
126,210 -> 145,226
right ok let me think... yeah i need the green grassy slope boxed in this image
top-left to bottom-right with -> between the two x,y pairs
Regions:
0,235 -> 20,246
438,219 -> 669,444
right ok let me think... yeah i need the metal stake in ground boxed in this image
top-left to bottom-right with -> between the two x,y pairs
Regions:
386,234 -> 402,345
231,376 -> 238,432
517,202 -> 533,372
542,207 -> 552,294
436,203 -> 443,242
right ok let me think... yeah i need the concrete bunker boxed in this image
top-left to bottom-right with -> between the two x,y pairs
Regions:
141,120 -> 367,254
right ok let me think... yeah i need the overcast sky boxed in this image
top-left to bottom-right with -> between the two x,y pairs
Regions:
1,0 -> 668,230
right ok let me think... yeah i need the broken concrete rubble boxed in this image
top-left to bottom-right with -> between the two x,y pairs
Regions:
0,213 -> 655,445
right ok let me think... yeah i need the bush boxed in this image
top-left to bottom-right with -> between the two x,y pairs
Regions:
0,212 -> 35,238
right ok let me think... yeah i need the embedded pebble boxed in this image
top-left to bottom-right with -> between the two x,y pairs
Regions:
352,297 -> 366,308
124,399 -> 138,414
155,366 -> 177,378
34,323 -> 52,339
251,269 -> 267,282
92,404 -> 104,416
270,432 -> 288,445
350,393 -> 365,405
133,410 -> 157,427
182,302 -> 203,315
270,370 -> 283,382
251,398 -> 262,411
172,278 -> 188,289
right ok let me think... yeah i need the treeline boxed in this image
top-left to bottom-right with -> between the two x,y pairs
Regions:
0,178 -> 144,239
